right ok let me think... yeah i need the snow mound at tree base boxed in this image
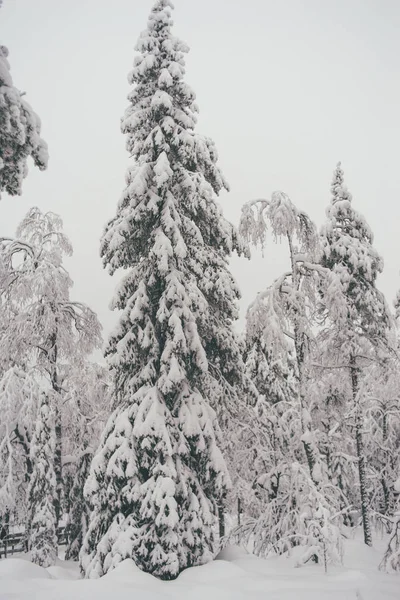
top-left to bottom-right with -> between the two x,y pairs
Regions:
103,559 -> 163,584
178,558 -> 247,583
47,563 -> 81,580
215,544 -> 253,562
0,557 -> 52,580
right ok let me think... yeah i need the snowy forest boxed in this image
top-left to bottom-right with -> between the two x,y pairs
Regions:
0,0 -> 399,598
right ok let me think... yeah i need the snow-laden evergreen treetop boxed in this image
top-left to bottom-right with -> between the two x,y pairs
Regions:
0,32 -> 48,198
81,0 -> 246,581
320,162 -> 391,356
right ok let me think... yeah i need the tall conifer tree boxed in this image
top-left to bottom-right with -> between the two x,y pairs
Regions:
81,0 -> 244,580
320,162 -> 392,546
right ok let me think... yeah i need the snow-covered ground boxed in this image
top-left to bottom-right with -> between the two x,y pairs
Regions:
0,538 -> 398,600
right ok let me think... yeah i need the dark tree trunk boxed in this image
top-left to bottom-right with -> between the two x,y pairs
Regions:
381,411 -> 390,517
295,331 -> 317,481
287,232 -> 317,483
350,356 -> 372,546
218,504 -> 225,542
14,425 -> 33,480
54,402 -> 62,527
49,319 -> 62,528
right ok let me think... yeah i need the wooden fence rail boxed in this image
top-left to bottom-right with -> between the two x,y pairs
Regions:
0,527 -> 67,558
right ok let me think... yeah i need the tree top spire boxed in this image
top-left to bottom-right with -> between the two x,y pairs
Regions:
151,0 -> 174,11
330,161 -> 352,205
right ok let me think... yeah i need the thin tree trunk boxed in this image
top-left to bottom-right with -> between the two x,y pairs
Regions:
381,477 -> 390,518
381,410 -> 390,516
295,330 -> 317,481
49,318 -> 62,528
14,425 -> 33,481
218,504 -> 225,541
54,401 -> 62,527
287,232 -> 317,482
350,356 -> 372,546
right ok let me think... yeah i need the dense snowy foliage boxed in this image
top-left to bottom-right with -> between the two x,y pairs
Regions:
28,392 -> 58,567
0,209 -> 103,559
236,193 -> 336,565
240,191 -> 325,479
0,0 -> 399,591
319,163 -> 394,546
0,368 -> 39,520
0,43 -> 48,198
80,0 -> 246,581
0,208 -> 102,369
235,172 -> 400,572
63,363 -> 110,561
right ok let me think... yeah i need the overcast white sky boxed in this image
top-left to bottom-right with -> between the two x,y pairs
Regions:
2,0 -> 400,347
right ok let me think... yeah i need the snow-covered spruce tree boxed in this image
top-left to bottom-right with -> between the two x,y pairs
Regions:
320,162 -> 393,546
63,363 -> 110,561
81,0 -> 244,580
0,34 -> 48,198
28,391 -> 58,567
64,447 -> 92,561
0,367 -> 39,528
